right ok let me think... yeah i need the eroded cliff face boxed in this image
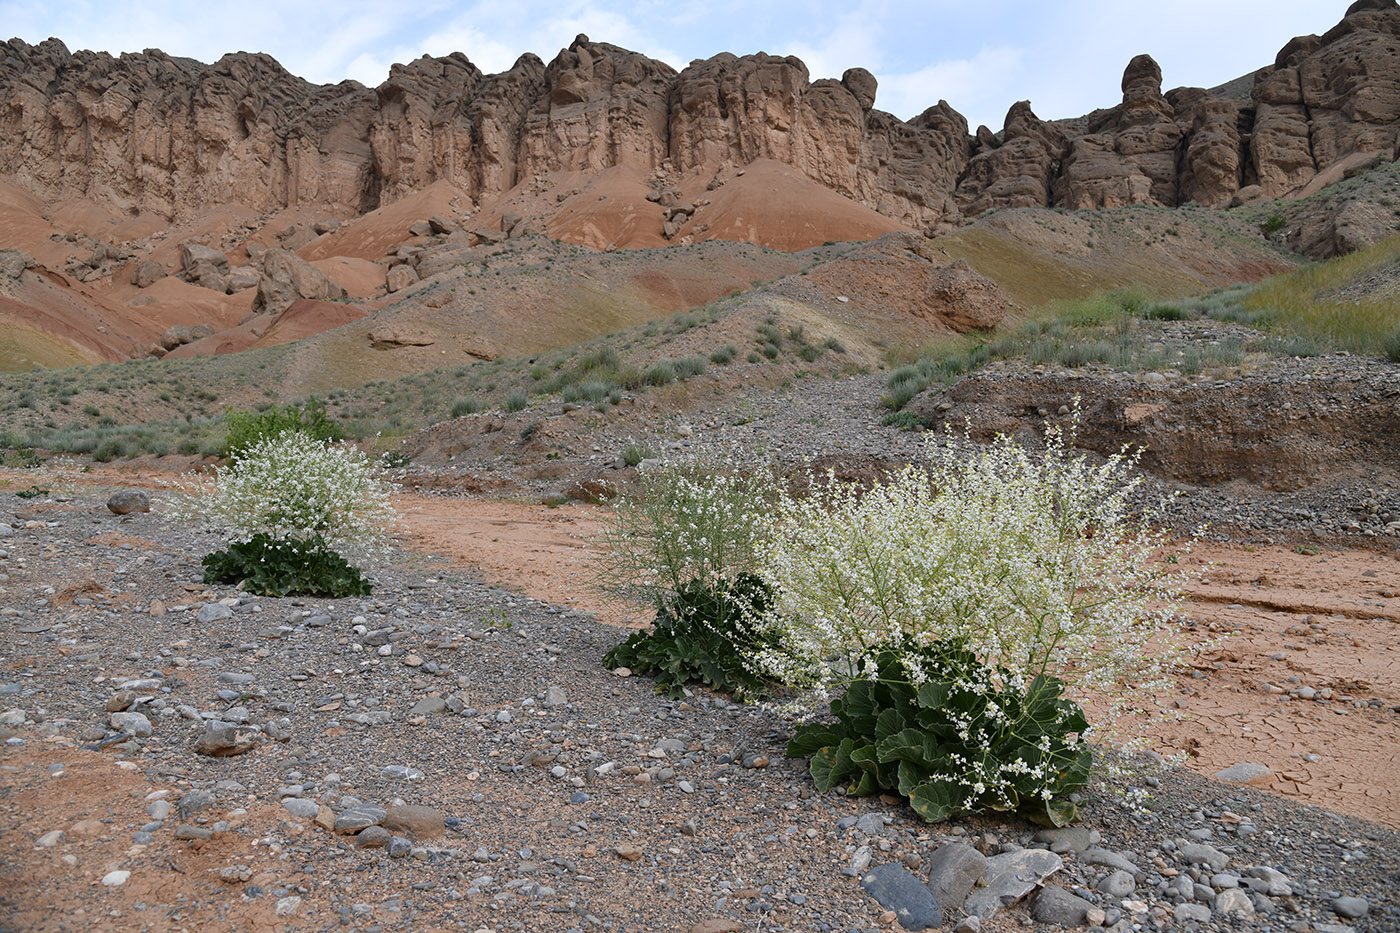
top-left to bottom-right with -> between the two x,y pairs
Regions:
2,2 -> 1398,234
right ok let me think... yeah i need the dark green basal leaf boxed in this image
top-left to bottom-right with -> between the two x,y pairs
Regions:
202,533 -> 371,598
602,574 -> 776,699
810,738 -> 859,792
874,707 -> 906,744
909,780 -> 958,823
787,724 -> 841,759
786,638 -> 1094,826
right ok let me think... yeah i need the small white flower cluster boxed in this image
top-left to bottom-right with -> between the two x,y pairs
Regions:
173,429 -> 399,552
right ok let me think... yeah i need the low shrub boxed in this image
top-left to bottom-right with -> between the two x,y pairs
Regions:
787,639 -> 1091,825
202,532 -> 372,598
450,397 -> 484,418
604,574 -> 779,699
709,345 -> 737,366
621,443 -> 654,467
675,356 -> 707,379
225,397 -> 340,462
505,391 -> 528,413
643,361 -> 676,386
1385,322 -> 1400,363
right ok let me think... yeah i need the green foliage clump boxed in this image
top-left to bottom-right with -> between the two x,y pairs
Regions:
787,639 -> 1091,826
675,356 -> 707,379
709,345 -> 737,366
451,397 -> 485,418
225,397 -> 340,463
604,574 -> 778,699
1260,214 -> 1286,235
1383,322 -> 1400,364
505,391 -> 529,413
642,361 -> 676,386
202,532 -> 372,598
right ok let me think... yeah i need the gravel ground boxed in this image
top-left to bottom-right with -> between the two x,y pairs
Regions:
1,488 -> 1397,932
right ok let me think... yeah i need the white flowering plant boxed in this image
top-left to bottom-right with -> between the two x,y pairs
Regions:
753,410 -> 1193,823
174,429 -> 399,597
594,457 -> 781,696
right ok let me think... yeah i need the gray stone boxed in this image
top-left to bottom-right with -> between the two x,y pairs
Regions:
106,490 -> 150,515
352,825 -> 391,848
197,604 -> 233,624
1332,897 -> 1369,919
174,824 -> 213,840
281,798 -> 319,819
109,711 -> 152,736
216,672 -> 255,685
146,800 -> 172,821
1212,762 -> 1273,784
1031,885 -> 1093,927
951,919 -> 980,933
1174,903 -> 1212,923
860,863 -> 942,931
856,812 -> 888,834
1243,866 -> 1293,897
925,842 -> 988,909
1098,869 -> 1136,898
1033,826 -> 1093,853
964,848 -> 1062,921
542,686 -> 568,708
193,724 -> 261,757
1180,843 -> 1229,872
1080,848 -> 1140,874
0,709 -> 26,726
178,789 -> 216,817
410,697 -> 446,716
334,806 -> 387,834
388,836 -> 412,858
381,805 -> 445,840
1213,888 -> 1254,916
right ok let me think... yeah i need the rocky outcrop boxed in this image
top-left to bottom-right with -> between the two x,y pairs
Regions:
252,248 -> 347,315
0,4 -> 1397,236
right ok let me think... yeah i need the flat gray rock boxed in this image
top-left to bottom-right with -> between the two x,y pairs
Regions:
193,724 -> 260,757
1332,896 -> 1369,919
334,806 -> 388,834
197,603 -> 233,624
281,798 -> 319,819
925,842 -> 988,909
1031,885 -> 1093,927
964,848 -> 1063,921
1079,847 -> 1140,874
860,863 -> 942,931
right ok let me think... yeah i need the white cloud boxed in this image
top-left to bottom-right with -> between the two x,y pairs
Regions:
878,46 -> 1025,127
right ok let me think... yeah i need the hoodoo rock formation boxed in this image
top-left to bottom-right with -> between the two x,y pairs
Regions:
1,1 -> 1397,238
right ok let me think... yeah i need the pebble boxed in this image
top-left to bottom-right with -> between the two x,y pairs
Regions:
1213,762 -> 1274,784
197,603 -> 233,624
101,871 -> 130,887
281,798 -> 319,819
1031,885 -> 1093,926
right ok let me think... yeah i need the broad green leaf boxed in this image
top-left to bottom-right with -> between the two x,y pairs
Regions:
786,725 -> 841,759
874,707 -> 906,744
908,780 -> 958,823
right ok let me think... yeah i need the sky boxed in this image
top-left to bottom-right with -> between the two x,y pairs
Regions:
0,1 -> 1359,129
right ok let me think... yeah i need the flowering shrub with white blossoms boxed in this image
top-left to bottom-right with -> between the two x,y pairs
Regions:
753,415 -> 1190,719
592,456 -> 777,613
593,456 -> 781,695
753,413 -> 1194,822
175,429 -> 399,597
183,429 -> 398,551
